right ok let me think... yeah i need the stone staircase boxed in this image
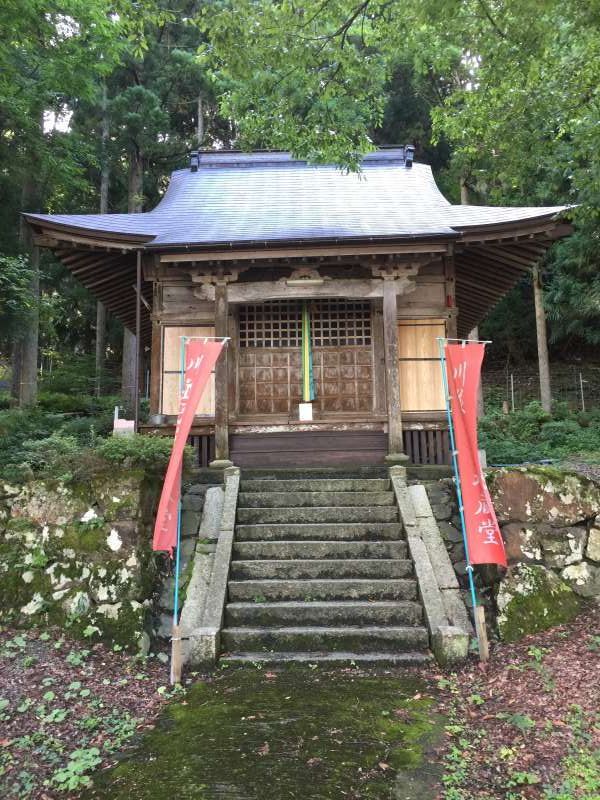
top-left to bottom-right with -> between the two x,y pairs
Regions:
219,468 -> 431,665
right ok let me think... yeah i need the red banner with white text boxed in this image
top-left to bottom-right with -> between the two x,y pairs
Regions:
152,338 -> 225,554
445,343 -> 507,567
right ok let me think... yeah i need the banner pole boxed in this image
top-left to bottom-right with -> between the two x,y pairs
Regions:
170,335 -> 187,685
437,338 -> 482,653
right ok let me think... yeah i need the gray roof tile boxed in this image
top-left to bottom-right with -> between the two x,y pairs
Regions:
26,149 -> 567,247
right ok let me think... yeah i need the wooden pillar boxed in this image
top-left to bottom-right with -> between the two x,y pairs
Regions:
211,280 -> 231,466
533,265 -> 552,413
382,278 -> 407,462
149,320 -> 161,416
444,253 -> 458,338
372,299 -> 386,414
468,326 -> 485,418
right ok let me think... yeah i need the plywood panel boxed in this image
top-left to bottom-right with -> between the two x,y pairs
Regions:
399,361 -> 445,411
398,319 -> 445,359
163,325 -> 215,370
162,373 -> 215,416
161,325 -> 216,415
398,319 -> 446,411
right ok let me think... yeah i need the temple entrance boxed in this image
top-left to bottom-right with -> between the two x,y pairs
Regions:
237,299 -> 375,417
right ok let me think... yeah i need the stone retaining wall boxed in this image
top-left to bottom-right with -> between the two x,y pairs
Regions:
425,466 -> 600,641
0,470 -> 162,652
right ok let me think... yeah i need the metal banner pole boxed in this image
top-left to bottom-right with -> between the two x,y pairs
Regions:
169,335 -> 230,684
170,335 -> 187,685
437,337 -> 484,659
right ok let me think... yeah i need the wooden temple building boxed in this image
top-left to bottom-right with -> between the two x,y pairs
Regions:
25,148 -> 569,468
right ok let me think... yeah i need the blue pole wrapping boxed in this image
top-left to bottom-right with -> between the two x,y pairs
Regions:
172,336 -> 186,628
437,338 -> 479,615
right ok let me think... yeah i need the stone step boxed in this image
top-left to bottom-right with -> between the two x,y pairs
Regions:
237,491 -> 395,508
219,651 -> 432,666
240,478 -> 391,493
220,625 -> 430,654
227,578 -> 418,602
236,506 -> 399,524
233,539 -> 407,561
229,558 -> 413,581
235,522 -> 404,541
239,466 -> 389,481
225,600 -> 423,627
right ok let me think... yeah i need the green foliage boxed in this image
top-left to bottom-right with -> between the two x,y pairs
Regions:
50,747 -> 102,791
96,434 -> 183,473
480,401 -> 600,464
0,255 -> 34,345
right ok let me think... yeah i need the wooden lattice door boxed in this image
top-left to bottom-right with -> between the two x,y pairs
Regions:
237,299 -> 374,415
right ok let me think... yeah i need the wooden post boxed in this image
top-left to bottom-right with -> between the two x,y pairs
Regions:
444,253 -> 458,338
149,320 -> 161,416
211,280 -> 231,466
170,624 -> 182,685
468,326 -> 484,418
532,265 -> 552,413
372,299 -> 386,414
474,605 -> 490,662
382,278 -> 407,461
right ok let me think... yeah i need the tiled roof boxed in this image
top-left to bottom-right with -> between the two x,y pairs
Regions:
26,149 -> 567,248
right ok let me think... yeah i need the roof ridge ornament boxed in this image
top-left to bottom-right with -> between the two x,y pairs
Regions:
405,144 -> 415,169
190,151 -> 199,172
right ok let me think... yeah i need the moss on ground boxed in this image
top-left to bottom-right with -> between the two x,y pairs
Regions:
84,667 -> 445,800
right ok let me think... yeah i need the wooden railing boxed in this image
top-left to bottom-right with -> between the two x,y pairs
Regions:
188,434 -> 215,468
403,426 -> 450,465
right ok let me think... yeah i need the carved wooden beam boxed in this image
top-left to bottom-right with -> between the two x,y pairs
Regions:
193,276 -> 418,303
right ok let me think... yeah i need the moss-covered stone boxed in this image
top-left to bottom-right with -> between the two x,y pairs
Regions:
0,469 -> 161,652
496,564 -> 581,642
489,467 -> 600,526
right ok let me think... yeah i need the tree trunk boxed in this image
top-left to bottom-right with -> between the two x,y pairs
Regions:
127,149 -> 143,213
95,83 -> 110,396
95,302 -> 106,396
10,339 -> 22,405
18,153 -> 42,407
121,327 -> 137,413
460,176 -> 470,205
197,93 -> 204,147
121,148 -> 143,414
99,83 -> 110,215
532,265 -> 552,413
20,246 -> 40,406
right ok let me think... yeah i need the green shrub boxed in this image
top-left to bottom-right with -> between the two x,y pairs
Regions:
480,400 -> 600,464
96,434 -> 185,473
39,355 -> 98,395
38,391 -> 90,413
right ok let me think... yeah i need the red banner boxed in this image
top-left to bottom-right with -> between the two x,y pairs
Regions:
445,343 -> 507,567
152,338 -> 225,554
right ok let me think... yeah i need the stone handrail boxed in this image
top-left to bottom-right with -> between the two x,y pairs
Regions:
186,465 -> 240,667
389,465 -> 470,665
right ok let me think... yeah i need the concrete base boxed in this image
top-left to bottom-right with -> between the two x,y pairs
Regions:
209,459 -> 233,470
385,452 -> 410,464
187,626 -> 220,668
431,625 -> 469,666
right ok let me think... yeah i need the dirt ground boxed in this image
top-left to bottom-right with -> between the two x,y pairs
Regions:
1,606 -> 598,799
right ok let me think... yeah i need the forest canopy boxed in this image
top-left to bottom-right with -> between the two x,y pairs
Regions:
1,0 -> 599,405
